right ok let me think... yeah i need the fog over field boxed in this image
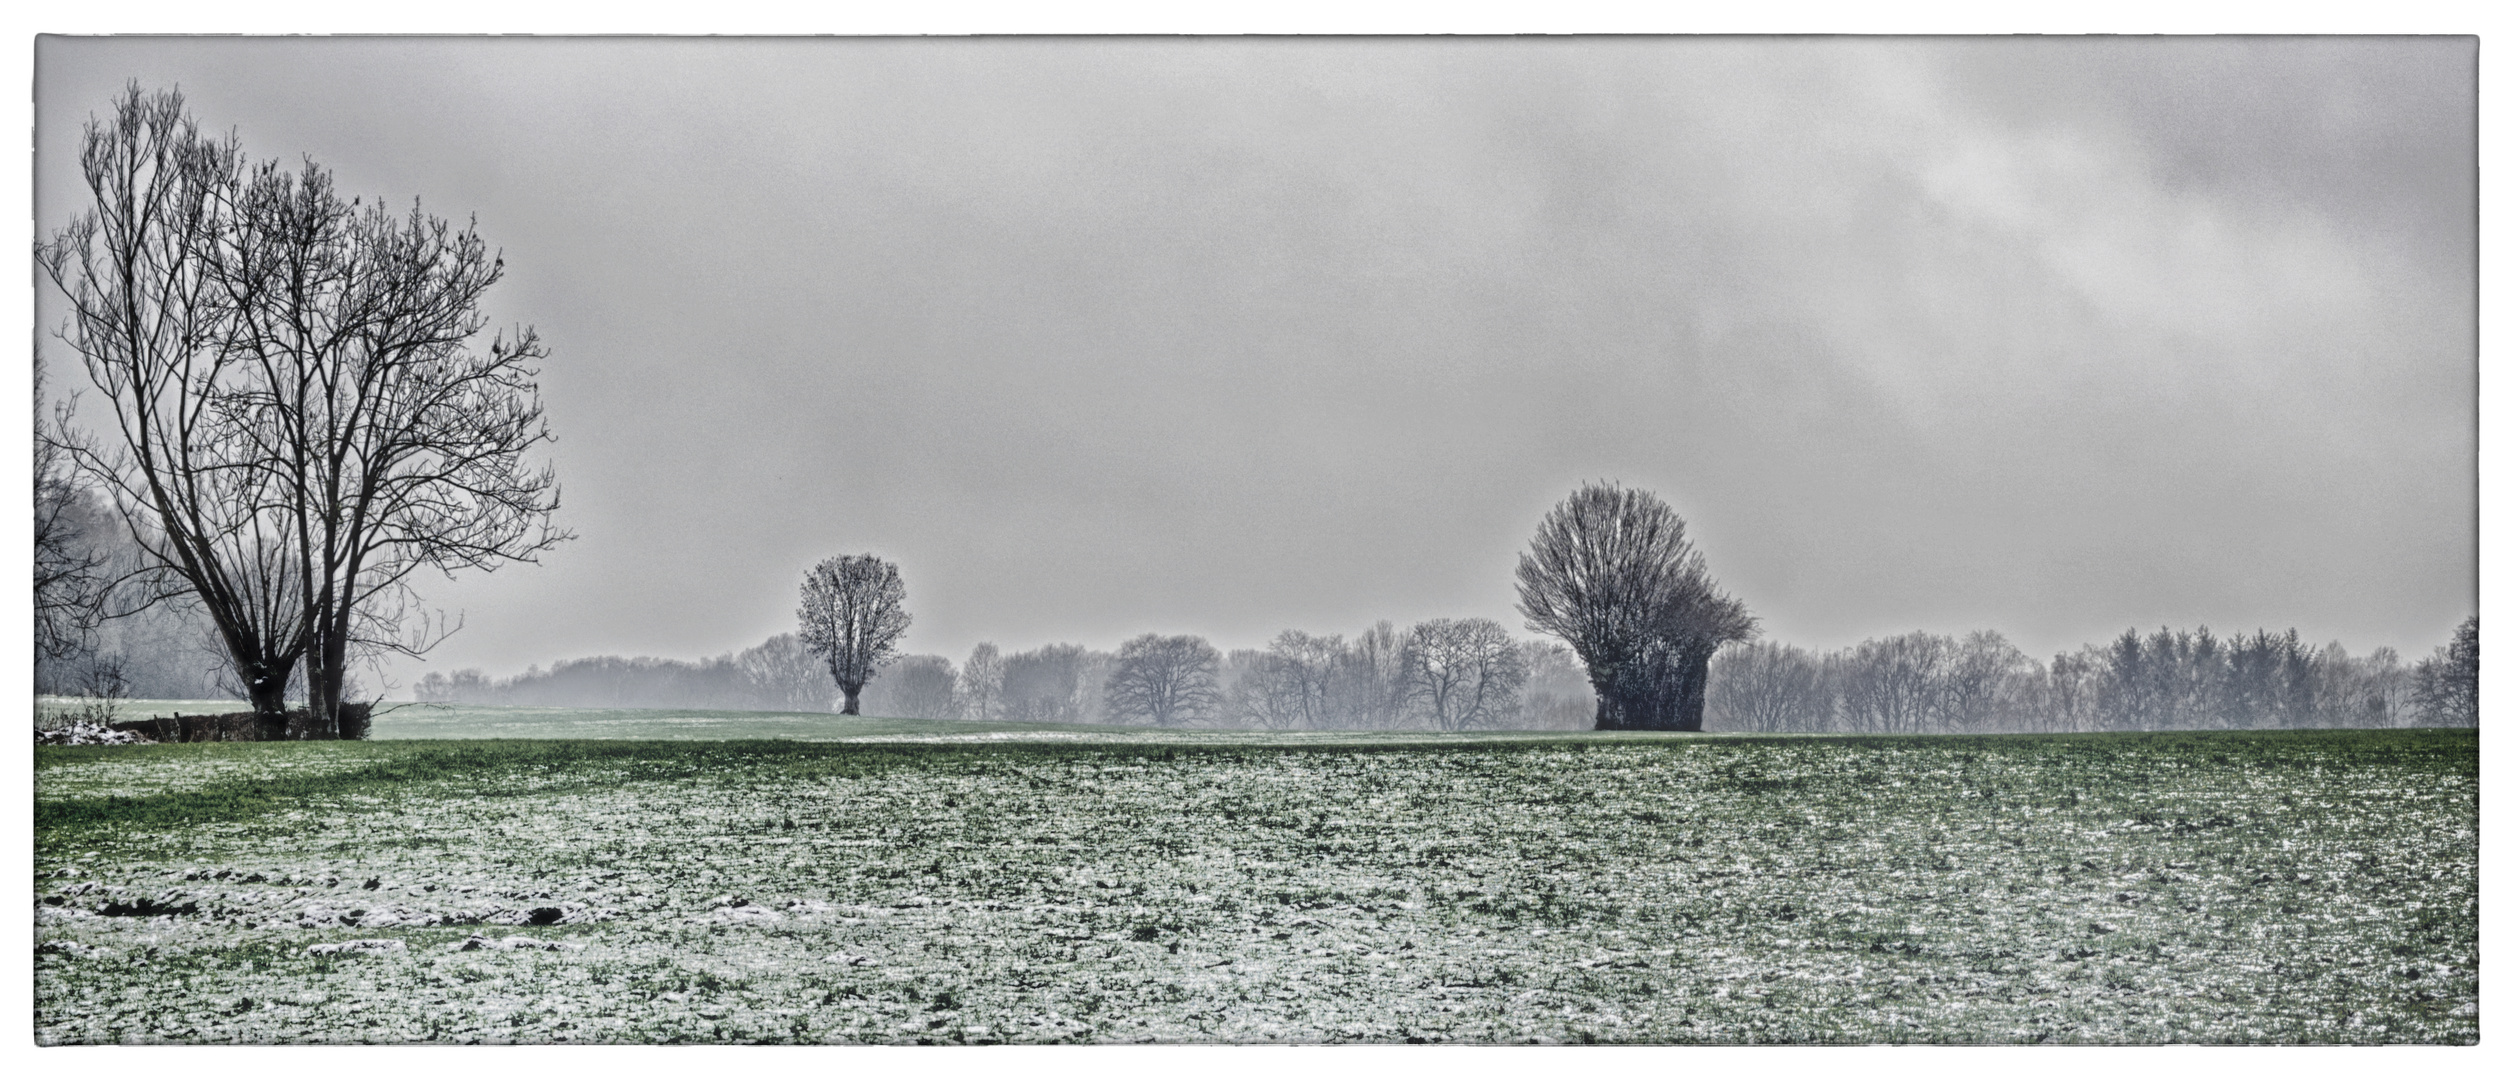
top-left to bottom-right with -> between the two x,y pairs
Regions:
33,37 -> 2475,691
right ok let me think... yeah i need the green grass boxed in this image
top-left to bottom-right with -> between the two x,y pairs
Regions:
34,727 -> 2478,1044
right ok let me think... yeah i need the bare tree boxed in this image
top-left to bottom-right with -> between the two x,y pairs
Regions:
2037,648 -> 2103,732
796,553 -> 912,715
1515,482 -> 1753,731
1224,647 -> 1308,729
207,157 -> 568,737
1402,617 -> 1528,730
1937,631 -> 2035,733
2411,616 -> 2478,727
1000,643 -> 1090,724
862,654 -> 961,720
1104,633 -> 1223,727
39,85 -> 304,726
957,642 -> 1004,722
1649,588 -> 1757,733
1707,641 -> 1828,732
1835,632 -> 1949,733
2357,645 -> 2411,728
1075,648 -> 1120,723
1338,620 -> 1413,730
737,633 -> 832,712
1267,630 -> 1347,728
41,85 -> 567,737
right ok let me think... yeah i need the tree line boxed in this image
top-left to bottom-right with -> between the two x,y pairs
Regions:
413,614 -> 2475,734
417,619 -> 1600,731
416,484 -> 2475,735
1707,618 -> 2478,733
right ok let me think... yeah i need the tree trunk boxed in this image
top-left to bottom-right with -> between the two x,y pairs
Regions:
1669,644 -> 1715,732
1596,687 -> 1659,731
245,660 -> 292,740
301,677 -> 334,740
1602,650 -> 1674,731
304,625 -> 350,740
1589,658 -> 1635,731
841,683 -> 863,715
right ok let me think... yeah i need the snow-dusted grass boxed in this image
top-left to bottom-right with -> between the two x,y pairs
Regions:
66,698 -> 1148,742
34,729 -> 2476,1044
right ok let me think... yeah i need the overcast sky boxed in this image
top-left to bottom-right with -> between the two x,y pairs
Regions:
34,36 -> 2476,687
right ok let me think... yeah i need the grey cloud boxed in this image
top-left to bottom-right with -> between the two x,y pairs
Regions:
33,37 -> 2473,685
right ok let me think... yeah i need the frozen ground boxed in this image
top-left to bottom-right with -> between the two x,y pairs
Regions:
34,728 -> 2477,1044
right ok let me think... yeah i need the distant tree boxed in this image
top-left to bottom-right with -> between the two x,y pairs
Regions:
1836,632 -> 1949,733
2050,650 -> 2100,732
1075,648 -> 1120,723
1402,617 -> 1528,730
2219,629 -> 2317,729
2111,626 -> 2229,731
796,554 -> 912,715
1337,620 -> 1413,730
1937,631 -> 2036,733
2353,646 -> 2411,728
1707,641 -> 1828,732
409,633 -> 844,712
33,356 -> 111,662
1104,633 -> 1224,727
1515,482 -> 1753,731
2093,629 -> 2156,731
1516,640 -> 1598,729
2411,616 -> 2478,726
863,654 -> 961,720
738,633 -> 832,712
957,642 -> 1005,722
1262,630 -> 1346,728
1001,643 -> 1089,724
414,668 -> 491,704
1224,647 -> 1307,729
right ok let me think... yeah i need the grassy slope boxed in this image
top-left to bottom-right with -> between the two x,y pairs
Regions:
34,728 -> 2479,1044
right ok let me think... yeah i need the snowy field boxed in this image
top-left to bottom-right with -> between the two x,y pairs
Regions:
35,728 -> 2477,1044
41,698 -> 1149,741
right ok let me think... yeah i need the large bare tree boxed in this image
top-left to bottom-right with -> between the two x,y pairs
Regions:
796,554 -> 912,715
41,85 -> 567,736
208,159 -> 567,737
1644,582 -> 1757,732
1515,481 -> 1754,731
1104,633 -> 1223,727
